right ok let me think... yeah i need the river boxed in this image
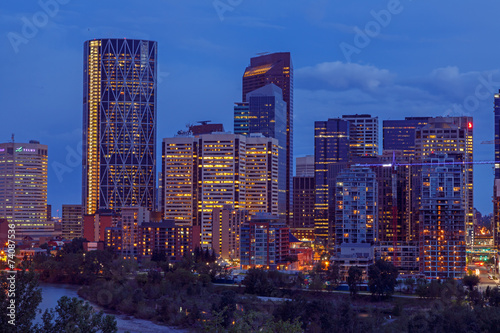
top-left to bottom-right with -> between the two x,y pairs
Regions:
38,283 -> 185,333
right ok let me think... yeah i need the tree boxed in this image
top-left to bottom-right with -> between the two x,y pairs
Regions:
0,269 -> 42,333
326,262 -> 341,288
36,296 -> 117,333
462,274 -> 480,291
368,259 -> 399,298
242,268 -> 276,296
347,266 -> 363,296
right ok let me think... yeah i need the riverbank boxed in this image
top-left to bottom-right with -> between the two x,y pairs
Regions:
38,283 -> 184,333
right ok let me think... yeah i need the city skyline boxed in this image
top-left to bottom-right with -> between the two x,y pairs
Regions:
1,1 -> 499,215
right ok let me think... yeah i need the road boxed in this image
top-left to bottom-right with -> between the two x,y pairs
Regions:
469,262 -> 499,291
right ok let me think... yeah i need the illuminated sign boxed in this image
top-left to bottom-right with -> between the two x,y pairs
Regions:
0,149 -> 4,152
468,122 -> 472,129
14,147 -> 36,153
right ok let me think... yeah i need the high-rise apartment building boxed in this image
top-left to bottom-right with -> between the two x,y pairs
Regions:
162,133 -> 278,248
61,204 -> 83,240
419,154 -> 466,279
0,141 -> 51,239
314,119 -> 350,243
83,38 -> 157,215
242,52 -> 293,224
383,117 -> 429,156
415,117 -> 473,243
334,166 -> 378,253
494,91 -> 500,250
342,114 -> 379,157
212,205 -> 250,260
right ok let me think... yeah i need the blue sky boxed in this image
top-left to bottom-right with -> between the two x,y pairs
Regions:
1,0 -> 499,215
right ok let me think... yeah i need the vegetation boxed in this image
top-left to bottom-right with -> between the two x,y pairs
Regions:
347,266 -> 363,296
368,260 -> 399,299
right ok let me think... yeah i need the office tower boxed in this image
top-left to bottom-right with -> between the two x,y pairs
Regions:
162,133 -> 278,248
415,116 -> 473,243
0,141 -> 51,239
234,102 -> 249,135
342,114 -> 379,157
212,205 -> 250,260
314,119 -> 350,243
240,213 -> 290,269
242,52 -> 293,224
61,204 -> 83,240
494,91 -> 500,250
419,154 -> 466,279
245,84 -> 286,218
296,155 -> 314,177
292,176 -> 315,229
190,121 -> 224,136
383,117 -> 429,156
83,38 -> 157,216
334,166 -> 378,253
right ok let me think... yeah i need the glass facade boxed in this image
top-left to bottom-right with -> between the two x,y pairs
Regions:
246,84 -> 287,219
233,102 -> 249,135
314,119 -> 350,243
242,53 -> 293,224
83,38 -> 157,215
383,117 -> 429,156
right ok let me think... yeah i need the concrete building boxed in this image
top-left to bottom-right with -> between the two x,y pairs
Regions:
0,141 -> 51,239
211,205 -> 250,260
419,154 -> 466,279
61,204 -> 83,240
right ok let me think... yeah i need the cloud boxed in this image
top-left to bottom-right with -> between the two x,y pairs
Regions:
296,61 -> 395,91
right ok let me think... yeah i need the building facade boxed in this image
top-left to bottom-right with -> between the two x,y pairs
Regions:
61,204 -> 83,240
415,117 -> 473,244
0,141 -> 51,239
162,133 -> 279,248
292,176 -> 315,229
314,119 -> 350,243
83,38 -> 157,215
419,154 -> 466,279
383,117 -> 429,156
334,166 -> 378,253
240,213 -> 289,269
242,52 -> 293,224
342,114 -> 379,157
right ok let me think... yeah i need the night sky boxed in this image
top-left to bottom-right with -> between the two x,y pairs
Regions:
1,0 -> 499,215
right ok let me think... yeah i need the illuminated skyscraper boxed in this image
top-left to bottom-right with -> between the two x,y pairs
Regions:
415,116 -> 473,243
242,52 -> 293,224
419,154 -> 466,279
0,141 -> 51,239
83,38 -> 157,215
162,133 -> 278,248
494,91 -> 500,250
61,204 -> 83,240
314,119 -> 350,244
383,117 -> 429,156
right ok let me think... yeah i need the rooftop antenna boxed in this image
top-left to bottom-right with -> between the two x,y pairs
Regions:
256,52 -> 270,56
11,133 -> 14,143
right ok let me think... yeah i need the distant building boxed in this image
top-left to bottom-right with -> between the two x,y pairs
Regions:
242,52 -> 293,225
334,166 -> 378,254
61,204 -> 83,240
121,207 -> 151,259
83,209 -> 120,242
383,117 -> 429,156
296,155 -> 314,177
82,38 -> 157,216
419,154 -> 466,279
342,114 -> 379,157
0,141 -> 51,239
493,91 -> 500,251
314,119 -> 350,244
415,116 -> 473,244
233,102 -> 249,135
212,206 -> 250,260
292,176 -> 315,229
162,133 -> 278,248
240,213 -> 290,269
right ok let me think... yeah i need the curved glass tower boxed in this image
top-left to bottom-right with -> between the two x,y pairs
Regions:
83,38 -> 157,215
